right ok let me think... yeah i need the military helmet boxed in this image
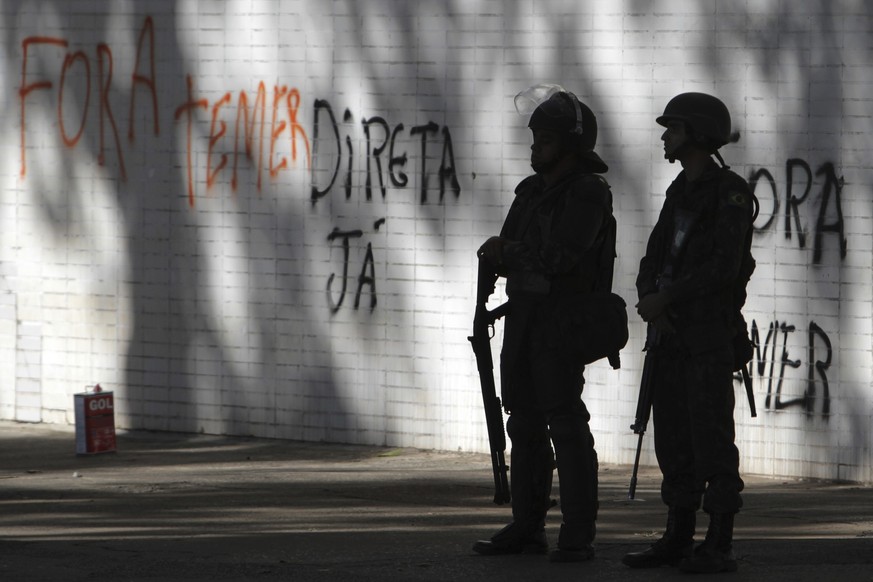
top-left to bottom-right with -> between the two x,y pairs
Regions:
656,92 -> 732,148
527,91 -> 598,154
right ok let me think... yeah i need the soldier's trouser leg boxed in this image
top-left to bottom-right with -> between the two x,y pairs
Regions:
507,411 -> 555,533
546,399 -> 598,561
653,345 -> 743,513
651,345 -> 742,572
472,410 -> 553,555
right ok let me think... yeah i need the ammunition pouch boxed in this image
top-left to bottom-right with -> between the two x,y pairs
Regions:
547,292 -> 629,369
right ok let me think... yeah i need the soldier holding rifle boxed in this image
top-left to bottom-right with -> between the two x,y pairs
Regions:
471,85 -> 615,563
623,93 -> 755,574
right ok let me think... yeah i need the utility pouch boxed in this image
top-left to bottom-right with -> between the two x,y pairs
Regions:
549,291 -> 629,369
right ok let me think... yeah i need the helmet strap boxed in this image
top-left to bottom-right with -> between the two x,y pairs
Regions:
565,92 -> 585,136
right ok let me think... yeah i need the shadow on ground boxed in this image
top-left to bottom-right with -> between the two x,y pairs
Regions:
1,422 -> 871,582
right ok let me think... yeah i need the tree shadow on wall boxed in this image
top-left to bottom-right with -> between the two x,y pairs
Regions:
8,0 -> 870,466
7,0 -> 354,440
682,0 -> 869,472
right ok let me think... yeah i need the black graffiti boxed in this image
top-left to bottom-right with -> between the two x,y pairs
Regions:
325,219 -> 384,313
310,99 -> 342,199
811,163 -> 847,263
310,99 -> 460,204
744,319 -> 832,417
748,158 -> 847,263
362,116 -> 390,199
806,322 -> 832,414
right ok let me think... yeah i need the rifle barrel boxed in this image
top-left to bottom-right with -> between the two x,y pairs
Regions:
628,328 -> 658,499
627,431 -> 645,500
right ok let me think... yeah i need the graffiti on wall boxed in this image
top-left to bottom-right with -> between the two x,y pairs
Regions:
736,157 -> 846,419
740,319 -> 832,418
310,101 -> 460,205
19,18 -> 853,342
18,16 -> 461,211
19,18 -> 162,182
326,218 -> 384,313
748,158 -> 848,263
173,75 -> 313,206
18,15 -> 464,316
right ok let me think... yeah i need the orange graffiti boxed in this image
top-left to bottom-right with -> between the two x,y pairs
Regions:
174,75 -> 208,207
270,85 -> 290,178
203,82 -> 310,201
129,15 -> 159,140
19,36 -> 68,176
207,92 -> 232,191
233,83 -> 267,191
19,15 -> 311,207
267,85 -> 312,177
97,43 -> 126,180
286,88 -> 311,168
20,16 -> 156,180
59,50 -> 90,147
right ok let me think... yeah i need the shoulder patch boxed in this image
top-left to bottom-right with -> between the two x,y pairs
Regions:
726,190 -> 748,207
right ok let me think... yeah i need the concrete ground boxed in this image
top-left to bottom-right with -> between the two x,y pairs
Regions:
0,420 -> 871,582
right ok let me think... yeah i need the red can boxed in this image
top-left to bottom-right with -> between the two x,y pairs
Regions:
74,389 -> 117,454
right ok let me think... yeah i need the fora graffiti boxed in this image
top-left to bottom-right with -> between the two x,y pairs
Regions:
748,158 -> 847,263
19,18 -> 162,182
739,157 -> 846,418
18,16 -> 461,208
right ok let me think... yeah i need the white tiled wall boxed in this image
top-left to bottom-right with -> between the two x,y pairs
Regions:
2,0 -> 871,482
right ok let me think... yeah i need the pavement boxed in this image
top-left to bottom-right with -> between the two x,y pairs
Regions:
0,420 -> 871,582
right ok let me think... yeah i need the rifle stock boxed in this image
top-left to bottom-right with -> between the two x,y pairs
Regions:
468,258 -> 511,505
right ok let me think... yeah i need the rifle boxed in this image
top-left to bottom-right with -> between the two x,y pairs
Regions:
468,257 -> 512,505
627,328 -> 757,500
741,364 -> 757,417
627,325 -> 659,500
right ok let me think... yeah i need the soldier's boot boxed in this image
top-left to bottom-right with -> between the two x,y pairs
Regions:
622,507 -> 695,568
549,521 -> 595,562
472,521 -> 549,555
678,512 -> 737,573
473,420 -> 554,556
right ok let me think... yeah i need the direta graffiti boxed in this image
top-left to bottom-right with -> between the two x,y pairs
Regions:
309,100 -> 460,205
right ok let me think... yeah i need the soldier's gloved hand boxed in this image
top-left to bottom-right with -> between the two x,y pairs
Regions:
636,291 -> 671,322
650,313 -> 676,334
637,291 -> 675,334
477,236 -> 507,266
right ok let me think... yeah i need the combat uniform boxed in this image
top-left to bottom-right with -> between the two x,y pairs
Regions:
495,164 -> 614,556
636,159 -> 752,516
